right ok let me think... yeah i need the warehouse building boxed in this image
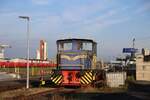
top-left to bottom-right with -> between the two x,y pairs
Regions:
136,48 -> 150,81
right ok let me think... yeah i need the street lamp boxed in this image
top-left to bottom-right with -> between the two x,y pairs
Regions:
19,16 -> 30,89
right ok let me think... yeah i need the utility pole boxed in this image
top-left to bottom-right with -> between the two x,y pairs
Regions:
131,38 -> 135,60
19,16 -> 30,89
133,38 -> 135,49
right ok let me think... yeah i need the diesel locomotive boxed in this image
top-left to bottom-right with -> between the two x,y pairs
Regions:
49,38 -> 98,87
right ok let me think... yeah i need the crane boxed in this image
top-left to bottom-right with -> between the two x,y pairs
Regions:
0,44 -> 11,59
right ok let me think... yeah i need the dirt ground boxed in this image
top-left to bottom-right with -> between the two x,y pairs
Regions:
0,88 -> 55,99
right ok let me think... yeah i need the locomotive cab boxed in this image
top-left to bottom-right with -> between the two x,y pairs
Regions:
51,38 -> 97,86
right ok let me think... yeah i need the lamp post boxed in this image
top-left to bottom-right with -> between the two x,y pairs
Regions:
19,16 -> 30,89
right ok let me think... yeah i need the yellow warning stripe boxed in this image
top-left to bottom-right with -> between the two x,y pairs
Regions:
51,76 -> 56,82
85,72 -> 92,80
80,79 -> 85,84
81,77 -> 89,84
81,77 -> 87,84
58,79 -> 62,84
80,70 -> 94,85
84,74 -> 92,83
88,71 -> 92,76
51,75 -> 54,80
81,78 -> 86,84
55,76 -> 62,84
52,75 -> 59,82
51,74 -> 56,80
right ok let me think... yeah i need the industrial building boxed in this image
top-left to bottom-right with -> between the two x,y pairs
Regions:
36,49 -> 40,60
36,40 -> 48,60
0,44 -> 10,59
136,48 -> 150,81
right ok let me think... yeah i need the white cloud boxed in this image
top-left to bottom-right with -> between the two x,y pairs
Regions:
59,6 -> 129,33
0,0 -> 130,39
56,0 -> 131,33
60,1 -> 108,23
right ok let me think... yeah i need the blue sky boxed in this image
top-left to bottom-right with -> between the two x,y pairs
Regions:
0,0 -> 150,61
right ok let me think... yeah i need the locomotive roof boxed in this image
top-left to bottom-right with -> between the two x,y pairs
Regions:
57,38 -> 97,44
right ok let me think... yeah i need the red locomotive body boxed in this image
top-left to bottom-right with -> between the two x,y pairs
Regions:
61,70 -> 80,86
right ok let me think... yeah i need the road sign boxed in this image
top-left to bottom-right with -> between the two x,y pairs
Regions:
123,48 -> 138,53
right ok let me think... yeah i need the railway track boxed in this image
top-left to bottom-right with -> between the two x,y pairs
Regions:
0,77 -> 41,93
0,86 -> 145,100
0,80 -> 25,93
0,87 -> 79,100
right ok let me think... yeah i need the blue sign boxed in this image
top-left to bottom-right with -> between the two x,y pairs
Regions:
123,48 -> 138,53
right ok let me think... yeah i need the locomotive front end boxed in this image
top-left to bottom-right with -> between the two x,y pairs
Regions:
51,39 -> 97,87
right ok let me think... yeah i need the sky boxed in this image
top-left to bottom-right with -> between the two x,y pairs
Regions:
0,0 -> 150,61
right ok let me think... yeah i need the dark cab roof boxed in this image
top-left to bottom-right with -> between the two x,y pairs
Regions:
57,38 -> 97,44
